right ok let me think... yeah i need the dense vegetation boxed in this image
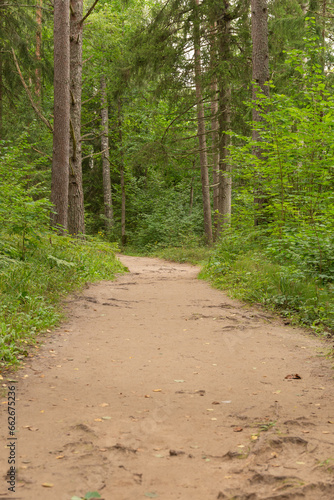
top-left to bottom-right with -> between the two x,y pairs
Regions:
1,0 -> 334,365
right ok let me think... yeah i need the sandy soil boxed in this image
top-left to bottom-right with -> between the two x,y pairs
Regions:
1,255 -> 334,500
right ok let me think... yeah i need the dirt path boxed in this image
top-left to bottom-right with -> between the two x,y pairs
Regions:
1,255 -> 334,500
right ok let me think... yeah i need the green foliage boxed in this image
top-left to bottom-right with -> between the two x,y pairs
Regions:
200,228 -> 334,334
0,137 -> 52,260
0,234 -> 125,367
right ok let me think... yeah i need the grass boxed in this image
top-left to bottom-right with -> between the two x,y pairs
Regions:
200,237 -> 334,338
0,232 -> 126,368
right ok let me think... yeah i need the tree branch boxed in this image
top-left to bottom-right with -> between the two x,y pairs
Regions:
12,48 -> 53,132
80,0 -> 99,25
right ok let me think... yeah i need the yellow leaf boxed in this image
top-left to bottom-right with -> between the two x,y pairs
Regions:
42,483 -> 54,488
153,389 -> 162,392
94,418 -> 102,422
56,455 -> 64,459
99,403 -> 109,407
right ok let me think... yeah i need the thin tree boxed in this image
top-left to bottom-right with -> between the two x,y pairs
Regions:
251,0 -> 269,225
216,2 -> 232,236
68,0 -> 85,236
193,0 -> 213,244
100,74 -> 114,234
118,96 -> 126,246
51,0 -> 70,231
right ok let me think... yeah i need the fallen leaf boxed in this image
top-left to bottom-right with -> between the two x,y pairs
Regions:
221,400 -> 231,404
153,389 -> 162,392
273,390 -> 281,394
0,375 -> 3,380
144,395 -> 150,398
144,493 -> 158,498
94,418 -> 102,422
99,403 -> 109,407
285,374 -> 302,379
174,380 -> 185,383
322,431 -> 330,434
233,427 -> 243,432
42,483 -> 54,488
102,416 -> 111,420
296,461 -> 305,465
56,455 -> 64,459
251,435 -> 258,440
212,401 -> 220,405
211,418 -> 217,421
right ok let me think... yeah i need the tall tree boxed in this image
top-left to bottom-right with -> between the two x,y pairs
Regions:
251,0 -> 269,225
51,0 -> 70,231
100,74 -> 113,234
193,0 -> 212,244
68,0 -> 85,236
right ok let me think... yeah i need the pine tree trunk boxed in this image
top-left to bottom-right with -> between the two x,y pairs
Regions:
193,0 -> 212,245
214,4 -> 232,236
210,21 -> 220,236
68,0 -> 85,237
217,84 -> 231,233
100,75 -> 113,234
251,0 -> 269,225
35,0 -> 42,103
51,0 -> 70,232
118,97 -> 126,246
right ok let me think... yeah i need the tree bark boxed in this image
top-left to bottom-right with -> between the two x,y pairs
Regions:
100,75 -> 113,234
68,0 -> 85,236
35,0 -> 42,103
209,22 -> 220,236
51,0 -> 70,232
251,0 -> 269,225
216,7 -> 232,236
193,0 -> 212,245
118,96 -> 126,246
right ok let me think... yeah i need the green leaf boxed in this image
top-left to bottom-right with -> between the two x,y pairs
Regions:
84,493 -> 101,499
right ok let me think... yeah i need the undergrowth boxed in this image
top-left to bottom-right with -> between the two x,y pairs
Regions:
0,233 -> 125,367
200,228 -> 334,337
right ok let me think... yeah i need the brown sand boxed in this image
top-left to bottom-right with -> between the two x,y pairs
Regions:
1,255 -> 334,499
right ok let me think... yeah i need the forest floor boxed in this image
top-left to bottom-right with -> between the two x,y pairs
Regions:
1,255 -> 334,500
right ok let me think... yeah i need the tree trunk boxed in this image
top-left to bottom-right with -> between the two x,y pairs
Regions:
51,0 -> 70,232
68,0 -> 85,236
35,0 -> 42,103
251,0 -> 269,225
214,4 -> 232,236
217,84 -> 231,232
100,75 -> 113,234
210,22 -> 220,237
193,0 -> 212,245
118,97 -> 126,246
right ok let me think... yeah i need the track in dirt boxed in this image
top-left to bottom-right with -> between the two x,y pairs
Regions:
1,255 -> 334,500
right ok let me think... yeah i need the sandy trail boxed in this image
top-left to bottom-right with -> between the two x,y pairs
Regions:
1,255 -> 334,500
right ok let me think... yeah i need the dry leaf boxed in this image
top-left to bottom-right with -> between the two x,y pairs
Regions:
56,455 -> 64,459
153,389 -> 162,392
99,403 -> 109,407
285,374 -> 302,379
42,483 -> 54,488
233,427 -> 243,432
94,418 -> 102,422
